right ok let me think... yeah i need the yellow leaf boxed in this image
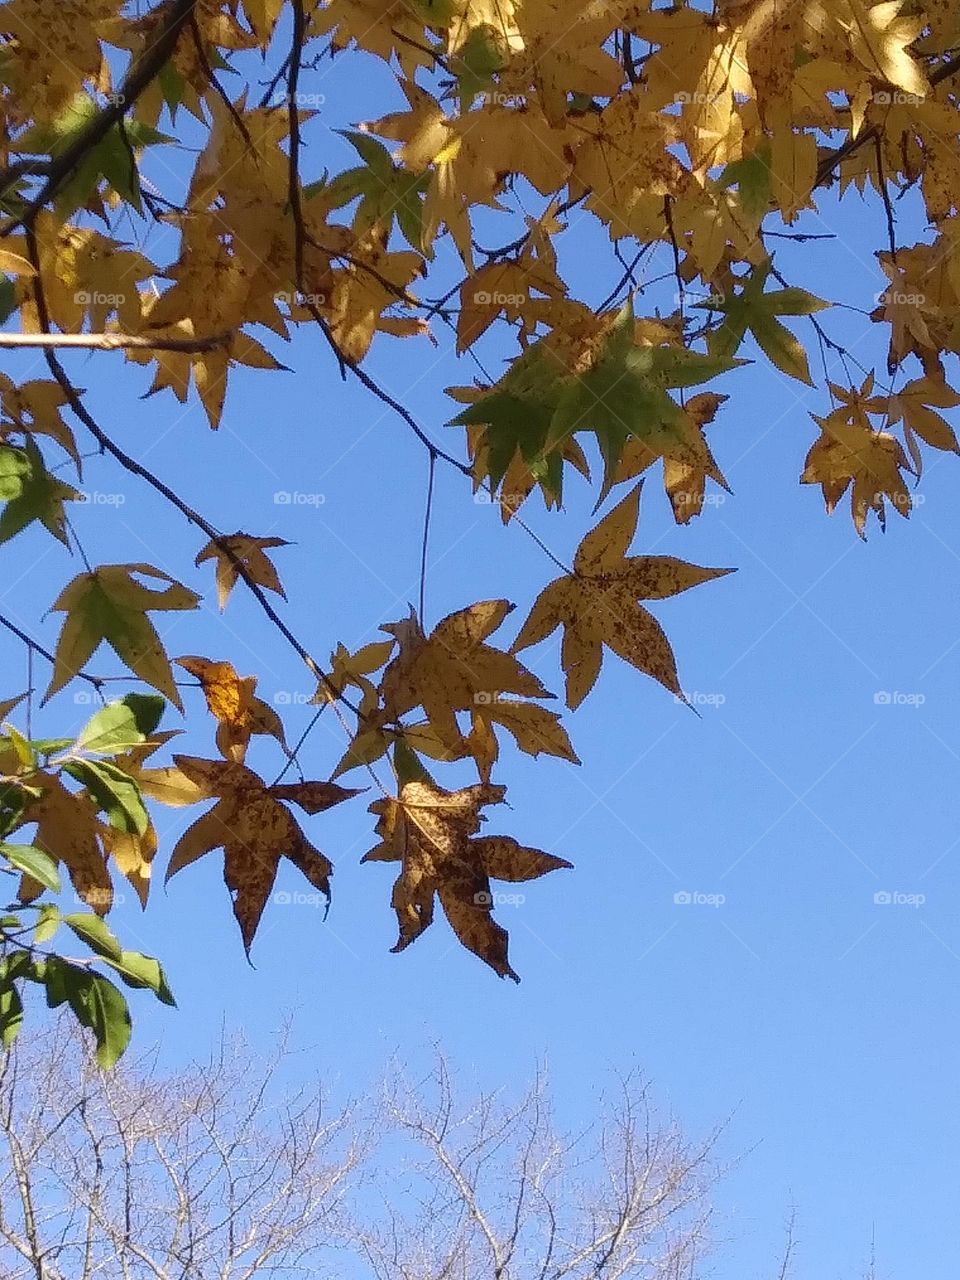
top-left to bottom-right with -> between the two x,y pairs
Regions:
362,779 -> 570,980
512,486 -> 734,707
45,566 -> 200,709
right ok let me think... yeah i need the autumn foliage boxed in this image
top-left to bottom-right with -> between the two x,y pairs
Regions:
0,0 -> 959,1058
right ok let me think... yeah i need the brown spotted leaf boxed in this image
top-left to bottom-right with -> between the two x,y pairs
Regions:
361,779 -> 570,980
176,656 -> 286,762
511,485 -> 734,708
380,601 -> 554,750
20,774 -> 112,915
166,756 -> 349,955
195,534 -> 290,611
801,415 -> 914,537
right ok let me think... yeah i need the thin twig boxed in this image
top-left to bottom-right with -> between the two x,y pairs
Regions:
419,452 -> 436,625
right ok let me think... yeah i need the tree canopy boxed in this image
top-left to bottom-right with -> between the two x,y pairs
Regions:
0,0 -> 958,1061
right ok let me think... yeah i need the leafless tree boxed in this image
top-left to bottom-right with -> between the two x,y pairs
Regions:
0,1022 -> 727,1280
0,1019 -> 364,1279
353,1059 -> 721,1280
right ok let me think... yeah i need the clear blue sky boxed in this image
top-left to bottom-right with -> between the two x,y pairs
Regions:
3,31 -> 959,1280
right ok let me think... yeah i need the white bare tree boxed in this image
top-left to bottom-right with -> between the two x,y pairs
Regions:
353,1059 -> 720,1280
0,1020 -> 364,1279
0,1023 -> 728,1280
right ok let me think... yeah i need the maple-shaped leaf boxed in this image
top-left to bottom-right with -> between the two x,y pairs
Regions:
508,0 -> 623,126
99,820 -> 157,910
195,533 -> 289,611
704,258 -> 830,384
380,601 -> 553,750
362,779 -> 572,980
166,757 -> 357,955
44,565 -> 201,710
18,774 -> 112,915
175,656 -> 286,762
839,0 -> 929,98
313,639 -> 395,709
889,376 -> 960,473
321,131 -> 432,255
0,439 -> 81,546
511,485 -> 734,709
456,256 -> 565,353
801,416 -> 914,536
466,698 -> 580,782
452,299 -> 737,497
0,376 -> 81,470
611,391 -> 730,522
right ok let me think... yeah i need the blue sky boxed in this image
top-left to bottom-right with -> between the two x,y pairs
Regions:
3,28 -> 960,1280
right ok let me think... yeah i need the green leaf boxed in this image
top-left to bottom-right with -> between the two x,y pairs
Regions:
74,693 -> 165,755
718,146 -> 772,221
33,903 -> 60,944
44,563 -> 200,710
62,966 -> 132,1067
0,843 -> 61,893
63,911 -> 122,960
337,130 -> 395,179
0,438 -> 81,546
157,61 -> 186,115
0,787 -> 27,841
0,978 -> 23,1048
62,758 -> 149,836
2,721 -> 33,769
102,950 -> 176,1006
701,258 -> 830,385
0,277 -> 16,325
393,739 -> 435,786
41,955 -> 68,1007
0,445 -> 30,501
